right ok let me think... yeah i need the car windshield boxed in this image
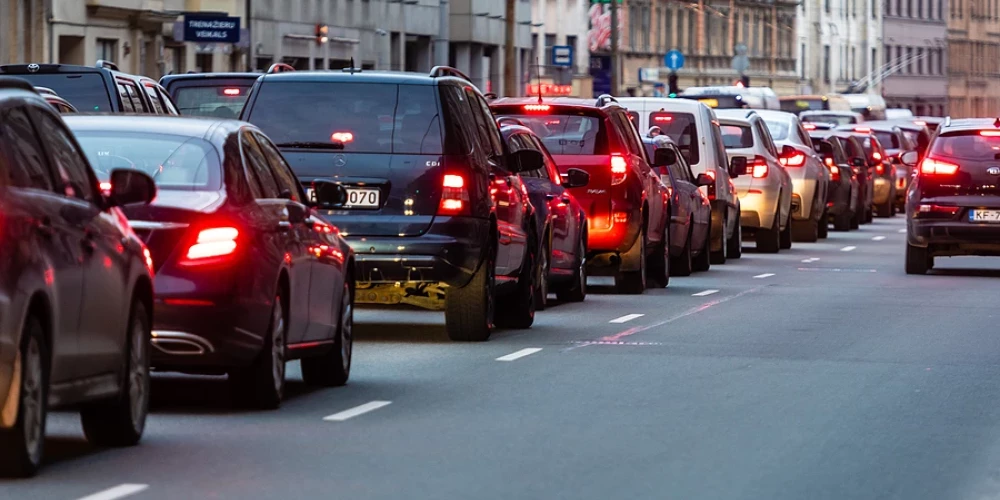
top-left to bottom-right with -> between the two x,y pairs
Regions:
174,85 -> 252,118
495,113 -> 607,155
11,73 -> 112,112
246,82 -> 443,154
720,124 -> 754,148
73,131 -> 222,191
764,120 -> 790,141
801,114 -> 857,125
928,132 -> 1000,161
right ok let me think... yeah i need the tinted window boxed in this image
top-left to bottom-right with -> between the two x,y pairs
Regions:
438,85 -> 476,155
158,88 -> 179,115
612,111 -> 645,158
255,132 -> 304,201
466,88 -> 504,158
117,83 -> 137,112
248,82 -> 443,154
720,124 -> 754,148
242,132 -> 280,198
174,85 -> 251,118
33,110 -> 96,201
143,84 -> 165,114
74,131 -> 222,191
1,107 -> 53,190
709,122 -> 727,169
494,112 -> 607,155
648,112 -> 699,164
874,131 -> 900,149
764,120 -> 790,141
526,135 -> 562,183
12,73 -> 113,112
928,132 -> 1000,161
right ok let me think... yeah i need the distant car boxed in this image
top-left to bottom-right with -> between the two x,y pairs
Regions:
799,110 -> 866,127
643,136 -> 714,275
66,114 -> 357,409
0,78 -> 157,477
904,118 -> 1000,274
33,86 -> 77,113
865,120 -> 927,212
836,125 -> 898,218
159,68 -> 276,118
834,132 -> 876,227
809,131 -> 862,231
499,120 -> 591,303
909,116 -> 945,132
886,108 -> 914,120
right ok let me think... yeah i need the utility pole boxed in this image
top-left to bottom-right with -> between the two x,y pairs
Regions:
610,0 -> 619,96
245,0 -> 253,71
505,0 -> 517,96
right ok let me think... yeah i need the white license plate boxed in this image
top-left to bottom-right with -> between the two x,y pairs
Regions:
344,187 -> 380,208
970,209 -> 1000,222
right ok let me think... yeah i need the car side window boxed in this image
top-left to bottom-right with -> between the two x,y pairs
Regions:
674,147 -> 696,183
756,120 -> 778,157
31,107 -> 97,202
464,88 -> 504,158
241,132 -> 280,199
143,83 -> 165,114
117,83 -> 136,112
506,133 -> 539,178
255,132 -> 305,202
157,87 -> 180,115
613,111 -> 646,160
528,135 -> 562,184
0,107 -> 54,191
796,122 -> 813,148
709,122 -> 727,169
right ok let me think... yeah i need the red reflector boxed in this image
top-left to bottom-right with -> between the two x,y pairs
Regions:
980,131 -> 1000,137
185,227 -> 239,261
331,132 -> 354,143
223,88 -> 241,96
918,204 -> 960,215
163,298 -> 215,306
524,104 -> 550,112
920,157 -> 959,175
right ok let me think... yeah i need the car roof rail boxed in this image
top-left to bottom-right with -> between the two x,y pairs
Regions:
596,94 -> 618,106
266,63 -> 295,74
429,65 -> 472,82
96,59 -> 120,71
943,116 -> 951,127
34,86 -> 57,96
0,76 -> 37,93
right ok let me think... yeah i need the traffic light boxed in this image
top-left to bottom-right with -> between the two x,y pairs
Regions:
668,73 -> 680,97
740,74 -> 750,87
315,24 -> 329,45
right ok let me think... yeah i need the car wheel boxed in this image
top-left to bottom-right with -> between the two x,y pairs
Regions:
81,300 -> 150,447
301,281 -> 353,387
615,229 -> 646,294
555,231 -> 587,303
877,200 -> 892,218
905,243 -> 931,275
727,211 -> 743,259
535,240 -> 550,310
445,241 -> 496,341
230,293 -> 286,409
693,224 -> 711,272
496,234 -> 537,329
850,209 -> 861,229
756,213 -> 781,253
779,214 -> 793,250
710,213 -> 727,264
865,206 -> 874,223
670,224 -> 693,277
0,317 -> 47,478
791,219 -> 819,243
817,208 -> 829,239
646,224 -> 669,288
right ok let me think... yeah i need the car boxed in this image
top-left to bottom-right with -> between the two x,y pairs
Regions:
836,125 -> 897,218
65,114 -> 357,408
808,130 -> 862,231
33,87 -> 77,113
240,66 -> 544,340
865,120 -> 927,212
714,110 -> 793,253
676,86 -> 781,110
887,120 -> 933,158
886,108 -> 915,119
615,97 -> 743,262
909,116 -> 945,132
903,117 -> 1000,274
498,120 -> 591,304
799,110 -> 866,127
490,95 -> 671,293
159,66 -> 285,118
833,131 -> 875,228
0,78 -> 157,477
0,60 -> 178,114
643,136 -> 715,275
755,109 -> 831,242
779,94 -> 853,115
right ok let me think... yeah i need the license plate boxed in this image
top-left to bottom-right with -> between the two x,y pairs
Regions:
344,187 -> 380,208
970,209 -> 1000,222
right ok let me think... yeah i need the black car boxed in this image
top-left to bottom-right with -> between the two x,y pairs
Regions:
0,78 -> 157,477
65,115 -> 357,409
643,137 -> 714,276
499,121 -> 590,306
839,124 -> 910,217
884,119 -> 933,210
905,118 -> 1000,274
239,66 -> 546,340
0,60 -> 178,114
160,71 -> 272,118
809,131 -> 861,231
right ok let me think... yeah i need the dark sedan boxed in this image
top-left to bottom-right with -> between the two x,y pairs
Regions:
836,125 -> 899,218
809,131 -> 861,231
65,115 -> 356,410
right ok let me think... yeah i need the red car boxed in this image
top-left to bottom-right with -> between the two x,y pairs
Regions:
492,96 -> 671,294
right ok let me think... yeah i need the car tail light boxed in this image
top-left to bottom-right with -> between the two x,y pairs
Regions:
610,153 -> 628,185
779,149 -> 807,167
855,127 -> 871,133
829,165 -> 840,182
330,132 -> 354,143
915,204 -> 960,218
652,115 -> 673,123
182,227 -> 239,264
704,170 -> 717,201
919,157 -> 959,176
143,247 -> 154,274
876,163 -> 885,175
824,157 -> 835,167
914,120 -> 927,126
751,155 -> 768,178
223,88 -> 241,96
803,123 -> 816,130
439,173 -> 470,215
523,104 -> 550,112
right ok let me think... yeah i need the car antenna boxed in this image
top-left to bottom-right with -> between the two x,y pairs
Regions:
350,57 -> 356,74
535,57 -> 543,105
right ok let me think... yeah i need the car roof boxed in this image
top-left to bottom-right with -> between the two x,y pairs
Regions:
800,110 -> 862,117
63,114 -> 245,139
490,96 -> 623,112
160,72 -> 263,85
836,122 -> 899,133
713,108 -> 758,121
715,113 -> 753,126
751,109 -> 798,122
258,70 -> 445,86
939,118 -> 1000,133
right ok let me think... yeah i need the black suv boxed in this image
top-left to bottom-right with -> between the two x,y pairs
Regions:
239,67 -> 546,340
0,77 -> 158,477
0,60 -> 178,114
905,118 -> 1000,274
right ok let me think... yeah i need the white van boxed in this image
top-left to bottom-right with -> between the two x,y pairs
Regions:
617,97 -> 744,262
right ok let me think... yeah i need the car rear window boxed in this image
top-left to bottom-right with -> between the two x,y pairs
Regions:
13,73 -> 112,112
720,124 -> 754,148
647,112 -> 699,164
928,131 -> 1000,161
494,112 -> 607,155
74,132 -> 222,191
801,114 -> 857,125
174,85 -> 251,119
874,131 -> 899,149
247,82 -> 443,154
764,120 -> 790,141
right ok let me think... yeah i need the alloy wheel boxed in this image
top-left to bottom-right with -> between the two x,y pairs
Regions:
128,319 -> 149,432
21,337 -> 43,464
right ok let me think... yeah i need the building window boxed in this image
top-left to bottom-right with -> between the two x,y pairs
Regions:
917,48 -> 924,74
566,35 -> 577,71
544,34 -> 556,66
688,10 -> 696,52
824,45 -> 831,83
872,47 -> 877,76
826,0 -> 831,14
665,8 -> 674,49
195,52 -> 213,72
885,44 -> 892,67
628,4 -> 637,50
96,38 -> 117,62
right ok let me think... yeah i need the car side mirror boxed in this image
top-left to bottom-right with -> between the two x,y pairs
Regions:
510,149 -> 545,173
729,156 -> 747,178
652,148 -> 677,167
695,173 -> 714,187
851,157 -> 866,167
310,180 -> 348,208
286,203 -> 308,223
106,169 -> 156,206
900,150 -> 918,166
561,168 -> 590,188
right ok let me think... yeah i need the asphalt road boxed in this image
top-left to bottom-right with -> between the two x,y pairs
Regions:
6,216 -> 1000,500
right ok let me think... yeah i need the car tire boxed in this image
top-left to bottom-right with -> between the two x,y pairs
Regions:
692,225 -> 711,272
850,209 -> 861,229
779,214 -> 793,250
727,212 -> 743,259
555,231 -> 587,303
496,235 -> 537,329
818,209 -> 829,239
670,225 -> 693,277
615,230 -> 646,295
791,219 -> 819,243
877,200 -> 892,218
646,224 -> 669,288
80,300 -> 150,447
905,243 -> 931,275
535,240 -> 550,310
756,213 -> 781,253
710,213 -> 727,264
445,242 -> 496,341
229,293 -> 286,409
865,206 -> 874,223
301,281 -> 353,387
0,317 -> 48,478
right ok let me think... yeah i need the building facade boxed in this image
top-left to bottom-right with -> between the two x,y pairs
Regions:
947,0 -> 1000,117
797,0 -> 883,96
882,0 -> 947,115
530,0 -> 593,97
449,0 -> 533,96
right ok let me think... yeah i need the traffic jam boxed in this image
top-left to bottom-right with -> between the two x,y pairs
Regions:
0,61 -> 983,484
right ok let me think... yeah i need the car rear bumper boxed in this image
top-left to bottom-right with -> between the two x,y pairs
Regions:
738,190 -> 780,229
908,219 -> 1000,254
874,178 -> 893,204
151,300 -> 266,371
826,181 -> 852,215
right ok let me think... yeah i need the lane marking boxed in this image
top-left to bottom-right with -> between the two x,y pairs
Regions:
753,273 -> 775,279
801,257 -> 821,263
692,289 -> 719,297
323,401 -> 392,422
77,484 -> 149,500
898,229 -> 907,233
495,348 -> 543,362
609,313 -> 645,324
841,246 -> 857,252
872,236 -> 886,241
798,267 -> 877,273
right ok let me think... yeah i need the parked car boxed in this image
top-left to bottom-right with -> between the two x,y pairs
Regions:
159,66 -> 286,118
799,110 -> 865,127
241,66 -> 544,340
904,118 -> 1000,274
0,60 -> 178,114
808,131 -> 862,231
66,114 -> 356,408
836,125 -> 897,218
0,78 -> 157,477
644,136 -> 714,275
491,95 -> 671,293
33,87 -> 77,113
615,97 -> 743,261
755,109 -> 831,241
498,120 -> 591,304
715,110 -> 793,252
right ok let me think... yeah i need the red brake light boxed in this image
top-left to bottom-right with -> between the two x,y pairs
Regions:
223,88 -> 241,96
610,154 -> 628,185
914,120 -> 927,126
919,157 -> 959,176
980,131 -> 1000,137
829,165 -> 841,182
751,155 -> 769,178
855,127 -> 871,133
803,123 -> 817,130
876,163 -> 885,175
331,132 -> 354,143
143,247 -> 154,274
779,150 -> 807,167
439,173 -> 470,215
443,174 -> 465,188
524,104 -> 550,112
872,151 -> 882,161
100,181 -> 112,192
704,170 -> 716,181
183,227 -> 239,263
653,115 -> 673,123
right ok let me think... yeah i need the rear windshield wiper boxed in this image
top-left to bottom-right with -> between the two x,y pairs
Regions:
274,141 -> 345,150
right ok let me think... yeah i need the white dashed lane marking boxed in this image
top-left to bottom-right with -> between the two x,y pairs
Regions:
495,348 -> 543,362
323,401 -> 392,422
753,273 -> 775,279
841,246 -> 857,252
692,290 -> 719,297
872,236 -> 886,241
898,229 -> 907,233
801,257 -> 821,263
76,484 -> 149,500
609,314 -> 645,324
